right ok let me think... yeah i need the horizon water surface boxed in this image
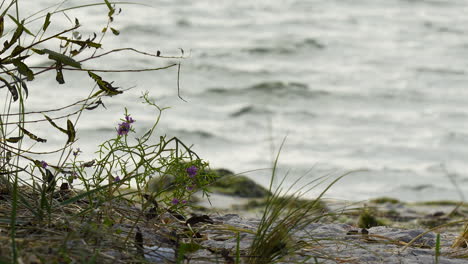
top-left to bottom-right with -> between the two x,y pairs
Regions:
19,0 -> 468,202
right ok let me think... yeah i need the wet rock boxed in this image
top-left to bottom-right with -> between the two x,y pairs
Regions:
209,174 -> 271,198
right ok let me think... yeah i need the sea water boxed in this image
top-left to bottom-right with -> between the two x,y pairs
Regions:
18,0 -> 468,201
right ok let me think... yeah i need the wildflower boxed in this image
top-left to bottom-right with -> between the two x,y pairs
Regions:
171,198 -> 179,205
186,166 -> 198,178
40,160 -> 48,168
117,114 -> 136,136
73,148 -> 81,156
117,121 -> 131,136
182,200 -> 187,204
186,185 -> 195,191
125,115 -> 135,123
114,176 -> 121,182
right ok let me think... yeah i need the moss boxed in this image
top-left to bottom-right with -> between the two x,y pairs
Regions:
237,196 -> 327,213
414,200 -> 465,207
357,208 -> 385,228
370,197 -> 400,204
209,175 -> 271,198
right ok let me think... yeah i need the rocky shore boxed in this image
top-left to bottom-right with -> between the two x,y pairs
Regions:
3,169 -> 468,263
107,170 -> 468,263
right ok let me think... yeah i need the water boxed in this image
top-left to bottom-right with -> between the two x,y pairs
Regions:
17,0 -> 468,201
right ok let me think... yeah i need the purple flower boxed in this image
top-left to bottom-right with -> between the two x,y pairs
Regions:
40,160 -> 48,168
181,200 -> 187,204
186,185 -> 195,191
171,198 -> 179,205
73,148 -> 81,156
125,115 -> 135,124
186,166 -> 198,178
117,114 -> 136,136
114,176 -> 121,182
117,122 -> 131,136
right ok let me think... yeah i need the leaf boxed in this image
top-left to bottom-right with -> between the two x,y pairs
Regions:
45,168 -> 56,192
85,99 -> 103,110
55,62 -> 65,84
12,59 -> 34,81
18,126 -> 46,143
102,27 -> 107,33
0,16 -> 4,37
186,215 -> 214,226
43,13 -> 51,31
110,27 -> 119,35
10,45 -> 25,57
177,243 -> 202,263
2,23 -> 23,52
30,48 -> 45,55
6,136 -> 22,143
7,73 -> 27,98
7,15 -> 34,36
88,71 -> 122,95
66,120 -> 76,144
55,36 -> 102,49
41,49 -> 81,69
0,76 -> 17,101
44,115 -> 67,134
104,0 -> 113,10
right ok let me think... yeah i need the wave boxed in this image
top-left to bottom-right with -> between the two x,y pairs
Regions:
245,38 -> 325,55
423,21 -> 465,34
173,129 -> 215,139
415,67 -> 465,75
206,81 -> 318,96
229,105 -> 272,118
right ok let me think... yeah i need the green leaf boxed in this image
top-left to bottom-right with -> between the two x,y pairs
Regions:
0,16 -> 4,37
41,49 -> 82,69
2,24 -> 23,52
6,136 -> 22,143
10,45 -> 25,57
30,48 -> 45,55
55,62 -> 65,84
66,120 -> 76,144
44,115 -> 67,134
12,59 -> 34,81
0,76 -> 17,101
7,15 -> 34,36
110,27 -> 119,35
55,36 -> 102,49
88,71 -> 122,95
43,13 -> 51,31
104,0 -> 113,10
8,72 -> 28,98
18,126 -> 46,143
177,243 -> 202,263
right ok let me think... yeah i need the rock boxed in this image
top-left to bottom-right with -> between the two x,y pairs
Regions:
145,174 -> 175,193
209,174 -> 271,198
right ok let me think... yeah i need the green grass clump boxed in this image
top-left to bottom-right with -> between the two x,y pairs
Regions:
414,200 -> 466,207
370,197 -> 400,204
357,208 -> 385,228
245,140 -> 348,264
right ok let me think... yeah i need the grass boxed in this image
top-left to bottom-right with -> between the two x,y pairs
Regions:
244,139 -> 350,264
